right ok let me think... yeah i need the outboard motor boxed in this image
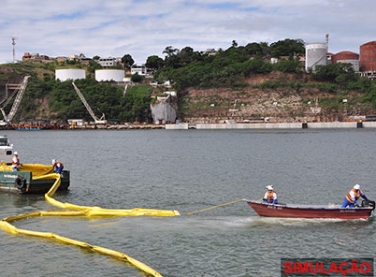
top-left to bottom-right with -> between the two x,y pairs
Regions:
361,200 -> 376,211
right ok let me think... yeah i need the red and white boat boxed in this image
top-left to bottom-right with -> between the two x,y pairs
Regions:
245,199 -> 375,220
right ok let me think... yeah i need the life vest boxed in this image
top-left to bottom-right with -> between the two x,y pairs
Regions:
12,155 -> 20,167
54,161 -> 64,168
266,190 -> 277,203
345,188 -> 361,204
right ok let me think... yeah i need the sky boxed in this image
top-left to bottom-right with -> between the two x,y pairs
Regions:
1,0 -> 375,65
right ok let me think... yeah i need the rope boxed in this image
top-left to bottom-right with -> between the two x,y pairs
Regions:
186,198 -> 245,216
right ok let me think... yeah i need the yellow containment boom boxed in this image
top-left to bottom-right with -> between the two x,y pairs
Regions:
43,173 -> 180,216
0,162 -> 55,177
0,218 -> 163,277
0,170 -> 180,276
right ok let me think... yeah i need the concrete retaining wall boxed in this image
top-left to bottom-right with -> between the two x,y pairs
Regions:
307,122 -> 356,128
196,123 -> 302,129
165,123 -> 189,130
166,121 -> 376,130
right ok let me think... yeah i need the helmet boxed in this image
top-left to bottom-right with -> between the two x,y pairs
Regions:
52,159 -> 56,165
266,185 -> 274,190
14,151 -> 18,155
353,184 -> 360,190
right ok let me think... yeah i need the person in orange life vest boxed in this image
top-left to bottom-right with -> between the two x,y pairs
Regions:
12,151 -> 20,171
52,159 -> 64,174
263,185 -> 278,204
341,184 -> 368,208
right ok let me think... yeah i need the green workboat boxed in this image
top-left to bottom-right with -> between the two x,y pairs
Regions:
0,163 -> 70,194
0,135 -> 70,194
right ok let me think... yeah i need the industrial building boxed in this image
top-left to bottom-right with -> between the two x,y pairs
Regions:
332,51 -> 360,71
359,41 -> 376,78
55,69 -> 86,81
95,69 -> 125,82
305,34 -> 376,79
150,93 -> 177,124
305,35 -> 329,72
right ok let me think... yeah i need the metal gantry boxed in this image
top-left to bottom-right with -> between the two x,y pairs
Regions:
0,75 -> 30,125
72,82 -> 107,124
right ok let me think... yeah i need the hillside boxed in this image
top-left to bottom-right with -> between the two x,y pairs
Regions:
0,64 -> 152,125
180,72 -> 367,123
2,39 -> 375,125
0,62 -> 374,125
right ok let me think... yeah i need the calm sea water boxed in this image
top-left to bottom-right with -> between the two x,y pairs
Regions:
1,129 -> 376,277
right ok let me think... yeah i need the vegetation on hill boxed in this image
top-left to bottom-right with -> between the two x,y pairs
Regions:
151,40 -> 376,121
152,39 -> 305,90
1,38 -> 376,124
0,63 -> 153,123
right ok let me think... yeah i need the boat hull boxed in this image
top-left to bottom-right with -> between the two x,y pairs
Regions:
246,200 -> 373,220
0,167 -> 70,194
28,170 -> 70,193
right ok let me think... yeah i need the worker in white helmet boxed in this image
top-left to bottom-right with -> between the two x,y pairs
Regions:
52,159 -> 64,174
341,184 -> 369,208
263,185 -> 278,205
12,151 -> 20,171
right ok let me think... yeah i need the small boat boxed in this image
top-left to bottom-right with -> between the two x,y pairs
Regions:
245,199 -> 375,220
0,135 -> 70,194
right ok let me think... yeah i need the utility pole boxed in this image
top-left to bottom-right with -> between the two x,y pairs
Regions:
11,37 -> 17,63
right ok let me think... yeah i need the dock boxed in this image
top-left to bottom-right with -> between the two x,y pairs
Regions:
166,121 -> 376,130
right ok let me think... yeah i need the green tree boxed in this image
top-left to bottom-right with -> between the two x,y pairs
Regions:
121,86 -> 152,122
313,63 -> 356,83
131,73 -> 144,83
163,46 -> 179,57
244,42 -> 263,57
259,42 -> 271,57
270,39 -> 305,58
272,60 -> 303,73
178,46 -> 196,66
146,55 -> 164,69
361,87 -> 376,109
121,54 -> 135,69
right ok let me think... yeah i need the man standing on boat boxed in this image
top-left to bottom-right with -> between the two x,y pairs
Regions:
263,185 -> 278,204
341,184 -> 369,208
12,151 -> 20,171
52,159 -> 64,174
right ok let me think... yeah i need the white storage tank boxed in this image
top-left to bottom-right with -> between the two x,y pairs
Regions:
55,69 -> 86,81
305,43 -> 328,72
95,69 -> 125,82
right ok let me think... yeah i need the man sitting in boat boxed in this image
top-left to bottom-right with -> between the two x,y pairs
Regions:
12,151 -> 20,171
52,159 -> 64,174
341,184 -> 369,208
263,185 -> 278,205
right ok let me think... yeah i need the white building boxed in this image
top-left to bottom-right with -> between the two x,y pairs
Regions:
98,57 -> 117,68
131,65 -> 147,75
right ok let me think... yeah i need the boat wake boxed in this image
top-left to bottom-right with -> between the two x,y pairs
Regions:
239,216 -> 359,227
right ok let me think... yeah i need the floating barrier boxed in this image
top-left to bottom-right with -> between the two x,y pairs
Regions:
43,173 -> 180,217
0,173 -> 180,277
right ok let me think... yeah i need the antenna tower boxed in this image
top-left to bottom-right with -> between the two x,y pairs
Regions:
12,37 -> 17,63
